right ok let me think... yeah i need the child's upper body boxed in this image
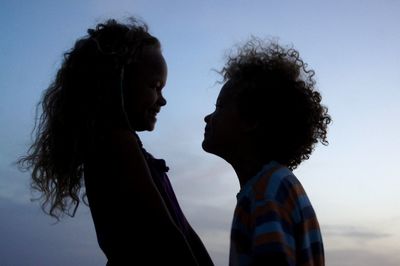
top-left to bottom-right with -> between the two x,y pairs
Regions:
202,39 -> 331,266
19,18 -> 213,266
84,129 -> 213,265
230,161 -> 323,266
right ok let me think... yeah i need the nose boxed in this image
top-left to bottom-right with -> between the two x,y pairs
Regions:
158,94 -> 167,107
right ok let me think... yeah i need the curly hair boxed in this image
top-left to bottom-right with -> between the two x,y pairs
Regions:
221,38 -> 331,170
17,18 -> 160,219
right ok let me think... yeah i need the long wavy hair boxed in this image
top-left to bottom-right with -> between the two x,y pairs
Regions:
221,38 -> 331,170
17,18 -> 160,219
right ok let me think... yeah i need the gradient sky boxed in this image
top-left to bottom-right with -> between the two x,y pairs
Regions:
1,0 -> 400,265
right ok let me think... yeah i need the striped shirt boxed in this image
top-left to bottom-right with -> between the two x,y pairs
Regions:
229,161 -> 324,266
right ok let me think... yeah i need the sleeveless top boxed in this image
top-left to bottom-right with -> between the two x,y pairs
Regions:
136,137 -> 214,266
84,133 -> 214,266
140,147 -> 190,235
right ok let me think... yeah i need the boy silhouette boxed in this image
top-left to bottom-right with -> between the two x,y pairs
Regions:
203,39 -> 331,266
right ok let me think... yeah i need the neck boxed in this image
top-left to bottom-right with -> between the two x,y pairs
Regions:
215,138 -> 272,189
227,154 -> 268,189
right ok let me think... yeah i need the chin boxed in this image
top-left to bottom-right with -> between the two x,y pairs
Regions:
138,125 -> 156,132
146,118 -> 157,131
201,139 -> 211,152
147,125 -> 156,131
133,120 -> 156,132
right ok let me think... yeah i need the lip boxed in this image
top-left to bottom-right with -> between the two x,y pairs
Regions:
149,108 -> 160,116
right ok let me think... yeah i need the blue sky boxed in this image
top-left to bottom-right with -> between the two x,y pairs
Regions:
1,0 -> 400,265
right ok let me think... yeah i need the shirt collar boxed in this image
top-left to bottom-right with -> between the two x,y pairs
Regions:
236,160 -> 281,200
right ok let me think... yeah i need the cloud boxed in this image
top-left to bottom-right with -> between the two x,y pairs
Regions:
180,198 -> 234,266
0,163 -> 31,204
0,197 -> 105,266
326,248 -> 400,266
323,224 -> 391,240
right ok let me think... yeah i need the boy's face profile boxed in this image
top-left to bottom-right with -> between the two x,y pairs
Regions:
124,47 -> 168,131
202,80 -> 247,159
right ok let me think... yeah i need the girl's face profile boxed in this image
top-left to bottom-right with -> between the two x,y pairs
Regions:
125,47 -> 168,131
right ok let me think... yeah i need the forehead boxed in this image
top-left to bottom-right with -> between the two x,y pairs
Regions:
218,80 -> 240,102
135,47 -> 167,78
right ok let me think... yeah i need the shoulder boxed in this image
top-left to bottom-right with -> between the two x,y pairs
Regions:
108,128 -> 139,148
101,129 -> 143,161
84,129 -> 148,179
252,164 -> 305,204
85,129 -> 139,157
253,164 -> 318,226
243,164 -> 310,222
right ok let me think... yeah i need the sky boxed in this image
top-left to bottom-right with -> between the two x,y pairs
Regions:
1,0 -> 400,265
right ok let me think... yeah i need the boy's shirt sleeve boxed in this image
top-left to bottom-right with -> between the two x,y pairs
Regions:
251,199 -> 295,266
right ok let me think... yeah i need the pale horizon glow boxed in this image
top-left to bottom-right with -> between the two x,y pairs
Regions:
1,0 -> 400,265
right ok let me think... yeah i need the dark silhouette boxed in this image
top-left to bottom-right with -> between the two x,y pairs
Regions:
202,39 -> 331,266
18,18 -> 213,266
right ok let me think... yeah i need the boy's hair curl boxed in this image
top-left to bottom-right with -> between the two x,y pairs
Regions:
222,38 -> 331,169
